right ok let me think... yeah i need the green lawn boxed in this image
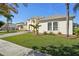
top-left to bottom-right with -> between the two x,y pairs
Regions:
1,33 -> 79,48
0,32 -> 8,35
2,33 -> 79,55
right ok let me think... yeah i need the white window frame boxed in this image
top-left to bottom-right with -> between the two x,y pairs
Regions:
53,22 -> 58,31
48,22 -> 52,31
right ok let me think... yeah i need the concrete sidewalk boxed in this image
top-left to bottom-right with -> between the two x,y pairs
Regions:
0,39 -> 33,56
0,31 -> 27,38
0,39 -> 49,56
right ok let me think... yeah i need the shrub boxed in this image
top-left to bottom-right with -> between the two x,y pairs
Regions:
74,28 -> 79,36
76,31 -> 79,36
48,32 -> 55,35
39,45 -> 79,56
43,31 -> 48,35
48,32 -> 53,35
32,46 -> 38,50
58,32 -> 62,35
40,46 -> 47,53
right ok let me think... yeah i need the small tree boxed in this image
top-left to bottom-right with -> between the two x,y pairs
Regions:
30,23 -> 41,35
0,21 -> 5,28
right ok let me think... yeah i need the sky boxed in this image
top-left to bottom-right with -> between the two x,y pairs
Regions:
0,3 -> 79,24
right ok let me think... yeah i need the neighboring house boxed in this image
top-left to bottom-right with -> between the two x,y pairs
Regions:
26,15 -> 75,35
16,22 -> 27,30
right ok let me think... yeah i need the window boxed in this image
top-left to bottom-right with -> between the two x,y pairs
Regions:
48,22 -> 52,31
53,22 -> 58,31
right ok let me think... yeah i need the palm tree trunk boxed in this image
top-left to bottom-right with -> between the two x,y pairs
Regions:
36,29 -> 38,35
6,19 -> 9,32
66,3 -> 69,37
35,29 -> 38,35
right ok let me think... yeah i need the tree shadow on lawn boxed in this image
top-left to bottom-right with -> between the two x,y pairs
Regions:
32,44 -> 79,56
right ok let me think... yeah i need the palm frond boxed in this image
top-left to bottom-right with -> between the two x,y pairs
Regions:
30,24 -> 36,28
73,3 -> 79,12
36,24 -> 41,28
30,24 -> 41,29
0,10 -> 14,19
7,4 -> 18,13
13,3 -> 19,7
0,3 -> 28,21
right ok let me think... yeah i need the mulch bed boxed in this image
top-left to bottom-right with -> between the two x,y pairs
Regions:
57,34 -> 77,39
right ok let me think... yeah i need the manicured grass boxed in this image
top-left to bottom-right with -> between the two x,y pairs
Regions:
2,33 -> 79,48
0,32 -> 8,35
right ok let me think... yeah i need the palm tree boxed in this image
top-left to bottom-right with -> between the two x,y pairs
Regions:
30,17 -> 43,35
0,9 -> 14,32
5,14 -> 14,32
0,3 -> 18,32
66,3 -> 70,37
0,3 -> 27,32
30,23 -> 41,35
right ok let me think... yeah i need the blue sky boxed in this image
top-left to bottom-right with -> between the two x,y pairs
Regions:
0,3 -> 79,24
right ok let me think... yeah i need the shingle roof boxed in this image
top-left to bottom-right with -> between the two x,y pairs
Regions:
42,15 -> 74,20
27,15 -> 75,23
39,15 -> 75,22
